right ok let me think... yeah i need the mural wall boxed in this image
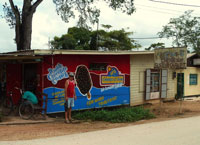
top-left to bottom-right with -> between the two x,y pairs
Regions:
43,55 -> 130,113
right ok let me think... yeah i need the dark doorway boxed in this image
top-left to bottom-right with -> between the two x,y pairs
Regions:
23,64 -> 37,93
177,73 -> 184,99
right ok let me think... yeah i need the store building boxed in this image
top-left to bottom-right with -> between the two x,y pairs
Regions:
0,49 -> 183,113
176,53 -> 200,98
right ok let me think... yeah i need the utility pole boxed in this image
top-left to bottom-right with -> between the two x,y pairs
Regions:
96,20 -> 99,50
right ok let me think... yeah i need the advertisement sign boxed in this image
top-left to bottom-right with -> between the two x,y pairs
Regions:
100,66 -> 125,86
47,63 -> 69,85
43,61 -> 130,113
154,47 -> 187,69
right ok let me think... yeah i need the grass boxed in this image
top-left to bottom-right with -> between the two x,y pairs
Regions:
72,107 -> 155,123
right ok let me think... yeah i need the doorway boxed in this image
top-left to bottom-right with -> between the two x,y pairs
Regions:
177,73 -> 184,99
23,64 -> 38,93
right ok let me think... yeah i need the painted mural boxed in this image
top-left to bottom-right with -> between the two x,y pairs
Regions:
43,56 -> 130,113
47,63 -> 69,85
100,66 -> 125,86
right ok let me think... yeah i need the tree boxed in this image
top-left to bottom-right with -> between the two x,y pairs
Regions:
90,28 -> 141,50
3,0 -> 135,51
3,0 -> 43,50
51,26 -> 141,50
68,27 -> 91,50
158,10 -> 200,53
51,27 -> 91,50
145,42 -> 165,51
50,35 -> 77,50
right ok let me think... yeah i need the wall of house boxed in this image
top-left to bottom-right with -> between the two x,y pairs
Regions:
42,54 -> 131,113
166,69 -> 177,100
130,54 -> 154,106
6,62 -> 42,105
6,64 -> 22,104
130,54 -> 176,106
176,67 -> 200,96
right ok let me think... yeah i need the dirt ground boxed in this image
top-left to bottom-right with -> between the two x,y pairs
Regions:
1,99 -> 200,141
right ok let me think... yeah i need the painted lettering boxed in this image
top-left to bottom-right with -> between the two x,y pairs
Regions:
47,63 -> 69,85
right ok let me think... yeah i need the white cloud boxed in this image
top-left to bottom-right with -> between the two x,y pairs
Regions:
0,20 -> 16,52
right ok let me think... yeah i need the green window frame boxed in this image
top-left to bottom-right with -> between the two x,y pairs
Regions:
190,74 -> 198,85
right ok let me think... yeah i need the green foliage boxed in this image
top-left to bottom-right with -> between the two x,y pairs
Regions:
145,42 -> 165,51
51,34 -> 76,50
68,27 -> 91,50
101,24 -> 112,30
51,26 -> 141,50
53,0 -> 135,28
3,0 -> 135,30
72,107 -> 155,123
97,29 -> 141,50
51,27 -> 91,50
2,0 -> 135,51
158,10 -> 200,53
2,2 -> 18,29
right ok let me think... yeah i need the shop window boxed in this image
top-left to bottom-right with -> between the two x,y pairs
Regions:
190,74 -> 198,85
89,63 -> 108,71
145,69 -> 168,100
150,72 -> 160,92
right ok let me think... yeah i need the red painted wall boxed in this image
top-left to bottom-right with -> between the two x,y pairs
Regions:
42,54 -> 130,89
5,54 -> 130,105
6,63 -> 43,104
6,64 -> 22,104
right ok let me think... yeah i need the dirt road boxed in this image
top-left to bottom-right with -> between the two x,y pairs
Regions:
1,115 -> 200,145
1,100 -> 200,142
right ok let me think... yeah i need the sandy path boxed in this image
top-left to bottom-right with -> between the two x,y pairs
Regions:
1,115 -> 200,145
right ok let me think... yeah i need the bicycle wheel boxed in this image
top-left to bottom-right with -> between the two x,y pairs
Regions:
19,101 -> 34,120
1,97 -> 13,116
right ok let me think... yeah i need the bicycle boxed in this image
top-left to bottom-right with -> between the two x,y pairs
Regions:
1,87 -> 34,120
1,91 -> 13,116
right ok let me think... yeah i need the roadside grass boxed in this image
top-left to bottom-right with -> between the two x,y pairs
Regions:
72,107 -> 155,123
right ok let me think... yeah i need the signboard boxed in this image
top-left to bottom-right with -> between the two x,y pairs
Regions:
47,63 -> 69,85
154,47 -> 187,69
43,61 -> 130,113
100,66 -> 125,86
150,92 -> 160,99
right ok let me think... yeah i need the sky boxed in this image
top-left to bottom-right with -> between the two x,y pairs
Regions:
0,0 -> 200,52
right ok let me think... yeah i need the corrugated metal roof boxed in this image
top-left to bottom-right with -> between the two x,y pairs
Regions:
2,49 -> 155,56
34,49 -> 155,55
2,50 -> 35,56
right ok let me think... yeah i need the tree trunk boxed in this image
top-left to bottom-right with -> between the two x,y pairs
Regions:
12,0 -> 43,51
16,13 -> 33,51
20,13 -> 33,50
15,15 -> 22,51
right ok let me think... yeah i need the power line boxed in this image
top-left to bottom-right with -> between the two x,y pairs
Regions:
135,4 -> 200,17
136,6 -> 182,16
136,3 -> 200,16
136,3 -> 183,13
149,0 -> 200,8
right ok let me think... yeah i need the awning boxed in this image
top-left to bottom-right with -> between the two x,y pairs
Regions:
0,54 -> 43,63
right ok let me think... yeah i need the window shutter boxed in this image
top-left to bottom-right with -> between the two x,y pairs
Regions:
161,69 -> 168,98
146,69 -> 151,100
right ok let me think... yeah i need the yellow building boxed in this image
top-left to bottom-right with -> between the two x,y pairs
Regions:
176,53 -> 200,98
130,52 -> 177,106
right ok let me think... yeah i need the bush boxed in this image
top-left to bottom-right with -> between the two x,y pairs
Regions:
72,107 -> 155,123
